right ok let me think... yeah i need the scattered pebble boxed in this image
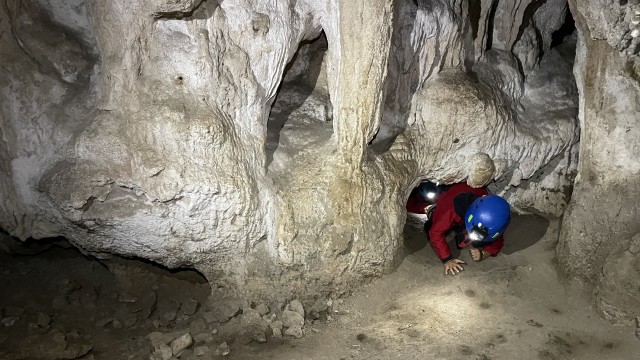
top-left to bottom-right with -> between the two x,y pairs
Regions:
255,303 -> 269,316
118,293 -> 138,303
218,342 -> 230,356
151,343 -> 172,360
270,320 -> 283,338
288,300 -> 305,318
170,333 -> 193,355
284,325 -> 303,338
193,332 -> 214,343
1,317 -> 19,327
281,310 -> 304,329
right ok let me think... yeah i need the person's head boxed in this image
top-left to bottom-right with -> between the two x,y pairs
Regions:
416,181 -> 442,205
464,194 -> 511,243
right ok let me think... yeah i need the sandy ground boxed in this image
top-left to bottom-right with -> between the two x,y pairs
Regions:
231,215 -> 640,360
1,214 -> 639,359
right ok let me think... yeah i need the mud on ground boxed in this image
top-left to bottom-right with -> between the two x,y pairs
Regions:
1,215 -> 639,359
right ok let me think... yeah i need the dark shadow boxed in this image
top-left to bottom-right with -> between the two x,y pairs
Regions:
369,0 -> 420,154
265,32 -> 328,168
402,222 -> 428,255
485,0 -> 499,51
501,213 -> 550,255
550,7 -> 576,48
0,229 -> 209,284
401,221 -> 460,260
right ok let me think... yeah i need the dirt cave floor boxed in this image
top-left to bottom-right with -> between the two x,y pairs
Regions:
1,215 -> 640,360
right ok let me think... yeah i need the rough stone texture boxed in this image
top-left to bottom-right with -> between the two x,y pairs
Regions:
1,0 -> 579,302
557,0 -> 640,323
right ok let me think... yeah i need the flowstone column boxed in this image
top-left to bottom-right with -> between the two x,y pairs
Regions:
265,0 -> 414,297
558,0 -> 640,324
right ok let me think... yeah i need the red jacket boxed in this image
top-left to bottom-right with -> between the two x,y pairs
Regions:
428,183 -> 504,262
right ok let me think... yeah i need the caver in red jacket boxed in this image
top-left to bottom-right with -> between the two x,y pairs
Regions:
428,182 -> 504,263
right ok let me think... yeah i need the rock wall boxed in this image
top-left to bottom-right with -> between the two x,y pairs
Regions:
1,0 -> 579,300
558,0 -> 640,324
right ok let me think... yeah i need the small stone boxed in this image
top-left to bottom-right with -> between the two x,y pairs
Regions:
281,310 -> 304,329
255,331 -> 267,343
118,293 -> 138,303
326,300 -> 333,307
170,333 -> 193,355
193,332 -> 214,343
211,328 -> 218,335
284,325 -> 303,338
255,303 -> 269,316
194,345 -> 209,357
270,320 -> 283,337
112,319 -> 122,329
287,300 -> 305,318
218,342 -> 230,356
151,343 -> 173,360
181,299 -> 199,316
1,317 -> 19,327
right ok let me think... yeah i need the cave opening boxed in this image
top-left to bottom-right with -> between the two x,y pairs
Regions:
265,31 -> 332,173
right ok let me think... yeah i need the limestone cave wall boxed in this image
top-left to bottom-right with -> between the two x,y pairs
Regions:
0,0 -> 608,309
558,0 -> 640,324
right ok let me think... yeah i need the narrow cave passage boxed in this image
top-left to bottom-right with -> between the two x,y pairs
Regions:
265,32 -> 333,174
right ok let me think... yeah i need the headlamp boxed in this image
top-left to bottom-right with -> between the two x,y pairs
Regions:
468,223 -> 488,243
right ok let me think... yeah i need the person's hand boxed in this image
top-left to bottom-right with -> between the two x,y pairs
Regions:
470,248 -> 488,262
444,259 -> 466,275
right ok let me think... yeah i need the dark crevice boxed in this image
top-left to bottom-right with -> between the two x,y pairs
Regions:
485,0 -> 499,51
469,0 -> 481,40
0,230 -> 209,284
551,8 -> 576,48
153,0 -> 210,20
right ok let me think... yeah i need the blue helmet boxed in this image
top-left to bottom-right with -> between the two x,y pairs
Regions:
464,195 -> 511,243
416,181 -> 442,205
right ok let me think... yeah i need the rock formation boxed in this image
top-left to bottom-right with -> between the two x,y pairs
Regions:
2,0 -> 634,325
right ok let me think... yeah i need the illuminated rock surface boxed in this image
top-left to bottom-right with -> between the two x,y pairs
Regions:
0,0 -> 638,333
